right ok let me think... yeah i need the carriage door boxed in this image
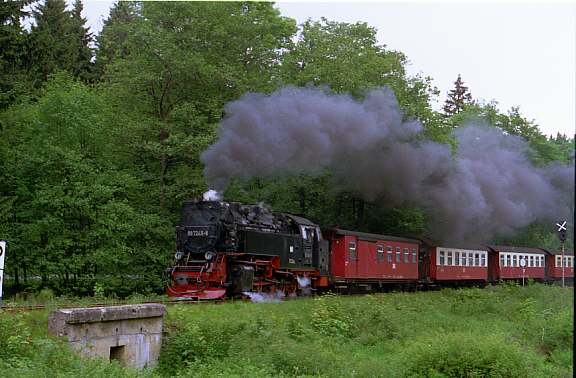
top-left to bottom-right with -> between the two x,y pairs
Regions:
301,226 -> 315,266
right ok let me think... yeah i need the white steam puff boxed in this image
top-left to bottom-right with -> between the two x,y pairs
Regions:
202,86 -> 574,243
243,291 -> 285,303
203,189 -> 222,201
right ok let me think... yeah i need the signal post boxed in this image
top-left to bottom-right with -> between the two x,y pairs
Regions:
0,240 -> 5,307
556,221 -> 567,288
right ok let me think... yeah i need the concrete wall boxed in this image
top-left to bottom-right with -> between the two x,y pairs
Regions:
48,304 -> 166,369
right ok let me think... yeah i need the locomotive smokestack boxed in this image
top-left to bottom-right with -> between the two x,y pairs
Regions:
201,86 -> 574,244
203,190 -> 222,201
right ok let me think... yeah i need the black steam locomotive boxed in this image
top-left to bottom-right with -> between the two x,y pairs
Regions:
167,200 -> 330,299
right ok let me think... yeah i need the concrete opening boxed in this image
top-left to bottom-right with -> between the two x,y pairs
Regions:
48,304 -> 165,369
110,345 -> 126,363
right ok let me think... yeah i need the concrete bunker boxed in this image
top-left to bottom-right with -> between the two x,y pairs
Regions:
48,304 -> 166,368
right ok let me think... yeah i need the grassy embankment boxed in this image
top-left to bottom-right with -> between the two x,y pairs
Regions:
1,283 -> 573,377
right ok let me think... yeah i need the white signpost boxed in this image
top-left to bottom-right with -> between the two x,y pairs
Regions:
519,257 -> 526,287
0,240 -> 5,307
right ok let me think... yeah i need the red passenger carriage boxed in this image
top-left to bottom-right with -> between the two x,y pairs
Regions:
324,229 -> 420,290
487,245 -> 547,282
545,250 -> 574,282
421,243 -> 488,284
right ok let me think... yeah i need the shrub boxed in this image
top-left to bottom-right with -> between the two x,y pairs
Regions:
397,332 -> 555,377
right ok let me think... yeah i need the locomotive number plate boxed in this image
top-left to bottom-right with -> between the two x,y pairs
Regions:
188,230 -> 209,237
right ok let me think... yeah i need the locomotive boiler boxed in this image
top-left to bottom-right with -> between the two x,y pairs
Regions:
166,199 -> 330,299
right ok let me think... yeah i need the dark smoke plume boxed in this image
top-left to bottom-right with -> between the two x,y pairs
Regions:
202,86 -> 574,243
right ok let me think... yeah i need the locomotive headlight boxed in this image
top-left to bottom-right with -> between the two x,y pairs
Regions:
205,251 -> 216,261
175,251 -> 184,261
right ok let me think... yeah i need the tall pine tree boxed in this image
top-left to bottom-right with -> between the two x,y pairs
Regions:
29,0 -> 93,85
94,1 -> 140,78
69,0 -> 94,82
0,0 -> 33,108
443,74 -> 473,116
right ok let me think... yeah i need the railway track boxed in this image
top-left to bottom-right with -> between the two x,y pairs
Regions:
0,290 -> 324,312
0,298 -> 233,312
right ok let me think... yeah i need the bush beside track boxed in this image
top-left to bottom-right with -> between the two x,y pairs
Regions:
1,283 -> 573,377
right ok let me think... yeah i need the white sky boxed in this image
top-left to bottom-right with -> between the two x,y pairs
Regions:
82,1 -> 576,137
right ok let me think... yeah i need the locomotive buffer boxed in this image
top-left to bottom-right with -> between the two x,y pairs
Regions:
556,221 -> 567,288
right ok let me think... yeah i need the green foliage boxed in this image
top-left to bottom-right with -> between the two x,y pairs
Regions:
1,285 -> 572,376
29,0 -> 94,85
399,332 -> 550,377
94,1 -> 140,78
0,0 -> 34,109
0,74 -> 172,296
155,285 -> 572,377
310,294 -> 353,337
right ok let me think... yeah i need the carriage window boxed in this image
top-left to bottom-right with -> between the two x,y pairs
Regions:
439,250 -> 445,265
512,255 -> 517,267
505,254 -> 511,267
455,252 -> 460,266
348,241 -> 356,261
387,246 -> 393,263
481,253 -> 486,267
447,252 -> 453,266
377,245 -> 384,262
404,248 -> 409,263
461,253 -> 466,266
412,249 -> 417,263
556,256 -> 561,267
474,253 -> 480,266
500,254 -> 505,267
530,256 -> 535,267
396,247 -> 401,263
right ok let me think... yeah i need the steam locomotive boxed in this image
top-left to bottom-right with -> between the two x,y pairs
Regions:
167,199 -> 574,299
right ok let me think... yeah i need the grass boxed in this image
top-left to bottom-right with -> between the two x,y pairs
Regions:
1,283 -> 573,377
3,287 -> 170,310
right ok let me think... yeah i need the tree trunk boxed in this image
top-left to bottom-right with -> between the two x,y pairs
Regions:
355,199 -> 365,229
14,266 -> 20,291
298,187 -> 306,214
159,152 -> 168,210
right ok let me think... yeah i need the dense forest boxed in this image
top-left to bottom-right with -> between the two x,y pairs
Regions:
0,1 -> 573,297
